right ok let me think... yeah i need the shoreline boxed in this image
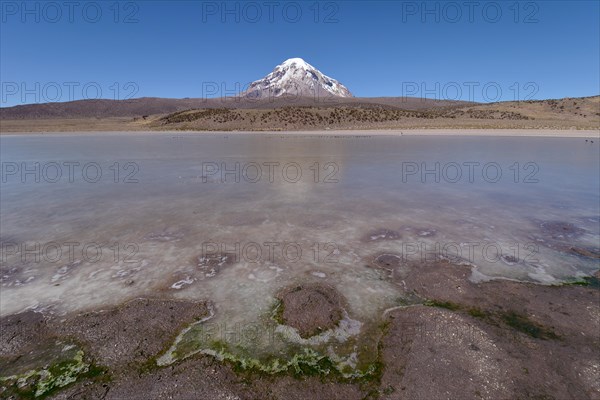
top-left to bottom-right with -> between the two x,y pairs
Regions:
1,128 -> 599,138
2,265 -> 598,399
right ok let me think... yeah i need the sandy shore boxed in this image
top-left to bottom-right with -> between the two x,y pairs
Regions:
1,128 -> 599,137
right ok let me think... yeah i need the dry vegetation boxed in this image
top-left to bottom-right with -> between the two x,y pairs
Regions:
1,96 -> 598,132
149,96 -> 599,131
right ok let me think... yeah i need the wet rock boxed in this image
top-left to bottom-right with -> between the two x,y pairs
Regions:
381,265 -> 600,400
276,284 -> 345,338
0,340 -> 90,399
260,376 -> 364,400
565,246 -> 600,259
0,311 -> 49,357
381,306 -> 516,399
54,355 -> 262,400
48,298 -> 211,370
399,260 -> 600,343
539,221 -> 586,240
368,253 -> 412,280
373,253 -> 404,269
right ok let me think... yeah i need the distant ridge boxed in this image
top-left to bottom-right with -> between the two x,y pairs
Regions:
1,96 -> 598,131
0,96 -> 472,120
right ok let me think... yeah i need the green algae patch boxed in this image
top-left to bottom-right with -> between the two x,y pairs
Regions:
421,298 -> 561,341
271,300 -> 285,325
155,300 -> 387,381
203,342 -> 385,384
210,346 -> 338,376
560,276 -> 600,289
423,299 -> 461,311
159,326 -> 382,380
500,311 -> 560,340
467,307 -> 489,319
0,346 -> 96,399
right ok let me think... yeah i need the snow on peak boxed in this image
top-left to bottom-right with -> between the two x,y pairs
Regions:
243,58 -> 353,99
280,58 -> 312,68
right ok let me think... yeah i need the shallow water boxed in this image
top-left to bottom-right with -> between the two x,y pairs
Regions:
1,132 -> 599,372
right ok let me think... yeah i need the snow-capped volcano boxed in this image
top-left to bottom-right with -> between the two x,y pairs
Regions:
243,58 -> 353,99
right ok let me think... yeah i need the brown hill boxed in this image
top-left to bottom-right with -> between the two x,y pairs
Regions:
0,96 -> 470,120
1,96 -> 598,132
146,96 -> 600,131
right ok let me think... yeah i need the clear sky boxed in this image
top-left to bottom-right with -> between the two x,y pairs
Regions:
1,0 -> 599,106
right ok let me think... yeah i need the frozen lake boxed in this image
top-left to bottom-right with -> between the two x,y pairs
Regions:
1,132 -> 598,373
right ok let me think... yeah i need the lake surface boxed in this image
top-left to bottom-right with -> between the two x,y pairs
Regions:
1,132 -> 599,370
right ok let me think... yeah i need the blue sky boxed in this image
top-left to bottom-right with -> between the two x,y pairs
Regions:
1,0 -> 599,106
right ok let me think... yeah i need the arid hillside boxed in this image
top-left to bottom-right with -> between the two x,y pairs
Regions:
0,96 -> 468,120
146,96 -> 600,131
1,96 -> 598,132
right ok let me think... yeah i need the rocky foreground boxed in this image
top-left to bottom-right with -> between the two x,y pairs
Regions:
1,261 -> 598,400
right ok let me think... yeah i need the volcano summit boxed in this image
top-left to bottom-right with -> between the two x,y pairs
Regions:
243,58 -> 353,99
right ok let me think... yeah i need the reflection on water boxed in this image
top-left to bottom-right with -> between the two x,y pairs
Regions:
1,133 -> 599,365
